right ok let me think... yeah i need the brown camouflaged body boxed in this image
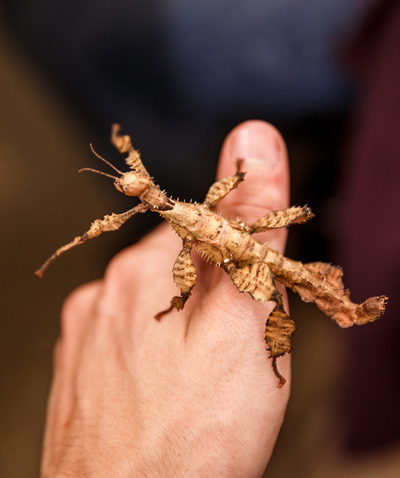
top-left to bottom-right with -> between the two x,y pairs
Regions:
36,125 -> 387,387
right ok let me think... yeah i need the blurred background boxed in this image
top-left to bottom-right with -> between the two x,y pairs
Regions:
1,0 -> 399,476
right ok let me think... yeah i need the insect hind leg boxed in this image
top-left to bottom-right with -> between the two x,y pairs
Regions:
265,294 -> 296,388
229,260 -> 295,387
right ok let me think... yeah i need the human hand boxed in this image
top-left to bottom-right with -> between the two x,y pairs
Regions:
41,120 -> 291,477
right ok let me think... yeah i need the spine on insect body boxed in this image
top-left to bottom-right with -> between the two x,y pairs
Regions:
139,184 -> 175,211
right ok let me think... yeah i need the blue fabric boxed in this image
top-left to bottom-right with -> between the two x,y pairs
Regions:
163,0 -> 366,114
4,0 -> 367,120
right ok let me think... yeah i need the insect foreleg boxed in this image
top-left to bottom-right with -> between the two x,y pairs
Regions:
203,160 -> 246,207
35,204 -> 149,278
111,124 -> 150,177
250,205 -> 314,233
154,240 -> 197,320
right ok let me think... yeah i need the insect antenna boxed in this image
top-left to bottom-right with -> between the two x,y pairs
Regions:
79,168 -> 119,180
89,143 -> 124,175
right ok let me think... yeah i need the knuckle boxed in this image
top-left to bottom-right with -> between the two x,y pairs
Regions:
104,243 -> 152,286
105,246 -> 135,278
61,281 -> 101,334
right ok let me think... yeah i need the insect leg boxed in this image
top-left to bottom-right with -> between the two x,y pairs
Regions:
203,160 -> 246,207
154,240 -> 197,320
229,261 -> 295,387
265,292 -> 296,388
110,124 -> 150,177
35,204 -> 149,277
250,205 -> 314,233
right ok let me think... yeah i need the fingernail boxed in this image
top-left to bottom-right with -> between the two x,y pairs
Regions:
229,123 -> 281,169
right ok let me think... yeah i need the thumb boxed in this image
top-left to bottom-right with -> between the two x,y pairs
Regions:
215,120 -> 290,250
196,120 -> 292,388
186,122 -> 292,467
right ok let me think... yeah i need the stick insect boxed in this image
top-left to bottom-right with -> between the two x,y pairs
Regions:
36,124 -> 387,387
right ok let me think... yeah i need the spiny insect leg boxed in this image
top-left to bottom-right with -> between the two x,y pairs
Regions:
155,240 -> 197,320
250,205 -> 314,233
110,124 -> 150,177
35,205 -> 148,278
203,160 -> 246,207
229,261 -> 295,387
265,292 -> 296,388
230,261 -> 276,302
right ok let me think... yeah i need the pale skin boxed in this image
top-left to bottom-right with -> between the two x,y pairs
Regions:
41,121 -> 292,477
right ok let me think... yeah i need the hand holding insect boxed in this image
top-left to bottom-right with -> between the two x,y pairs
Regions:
41,121 -> 295,476
40,121 -> 386,476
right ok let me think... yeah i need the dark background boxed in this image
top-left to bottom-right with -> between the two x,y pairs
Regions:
1,1 -> 399,476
